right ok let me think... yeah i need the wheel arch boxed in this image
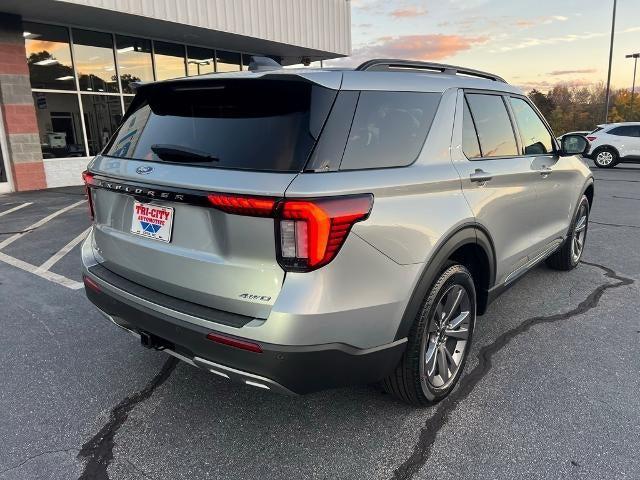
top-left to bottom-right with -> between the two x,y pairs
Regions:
394,224 -> 496,341
592,144 -> 620,158
583,180 -> 595,209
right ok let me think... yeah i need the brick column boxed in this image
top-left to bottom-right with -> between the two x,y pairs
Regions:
0,13 -> 46,191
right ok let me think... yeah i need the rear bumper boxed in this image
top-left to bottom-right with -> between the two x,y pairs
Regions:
83,268 -> 406,395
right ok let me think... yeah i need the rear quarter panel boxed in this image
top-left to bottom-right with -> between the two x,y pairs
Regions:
276,88 -> 476,348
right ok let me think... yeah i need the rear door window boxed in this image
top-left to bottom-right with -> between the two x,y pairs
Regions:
608,125 -> 640,137
509,97 -> 554,154
105,80 -> 336,172
465,93 -> 518,158
462,99 -> 482,159
339,91 -> 441,170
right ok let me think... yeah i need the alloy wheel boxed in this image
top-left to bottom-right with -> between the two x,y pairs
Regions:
572,203 -> 588,263
421,284 -> 472,389
596,151 -> 614,166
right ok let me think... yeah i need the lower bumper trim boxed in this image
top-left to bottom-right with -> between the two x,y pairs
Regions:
85,269 -> 407,394
192,356 -> 297,395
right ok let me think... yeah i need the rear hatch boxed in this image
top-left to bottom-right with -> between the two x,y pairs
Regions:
87,73 -> 340,319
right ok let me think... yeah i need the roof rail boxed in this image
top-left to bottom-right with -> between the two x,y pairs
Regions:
355,59 -> 507,83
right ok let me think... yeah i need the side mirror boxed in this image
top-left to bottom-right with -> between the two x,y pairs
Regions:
560,134 -> 589,156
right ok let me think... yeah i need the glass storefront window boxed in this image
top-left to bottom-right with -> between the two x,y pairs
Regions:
123,96 -> 134,114
216,50 -> 241,72
187,46 -> 215,76
81,95 -> 123,155
24,23 -> 75,90
116,36 -> 153,93
33,92 -> 86,158
154,41 -> 186,80
241,54 -> 250,71
72,29 -> 119,93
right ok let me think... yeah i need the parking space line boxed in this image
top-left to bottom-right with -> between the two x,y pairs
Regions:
0,251 -> 84,290
0,200 -> 85,250
0,202 -> 32,218
36,227 -> 92,273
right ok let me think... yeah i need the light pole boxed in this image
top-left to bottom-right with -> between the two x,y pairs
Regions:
626,53 -> 639,117
604,0 -> 617,123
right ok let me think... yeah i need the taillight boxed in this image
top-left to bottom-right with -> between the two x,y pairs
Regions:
276,196 -> 373,271
82,170 -> 95,221
207,193 -> 276,217
207,193 -> 373,272
586,136 -> 597,142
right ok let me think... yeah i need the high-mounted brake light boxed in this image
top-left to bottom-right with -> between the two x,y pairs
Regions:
586,136 -> 597,142
82,170 -> 95,221
207,192 -> 373,272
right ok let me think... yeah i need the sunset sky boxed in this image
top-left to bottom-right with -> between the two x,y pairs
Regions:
332,0 -> 640,93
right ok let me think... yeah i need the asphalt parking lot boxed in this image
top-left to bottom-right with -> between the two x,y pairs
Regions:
1,161 -> 639,480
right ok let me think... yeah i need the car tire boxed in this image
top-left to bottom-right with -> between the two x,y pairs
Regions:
593,147 -> 618,168
546,195 -> 590,271
383,264 -> 476,406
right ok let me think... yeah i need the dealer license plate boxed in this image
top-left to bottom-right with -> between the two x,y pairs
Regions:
130,201 -> 174,243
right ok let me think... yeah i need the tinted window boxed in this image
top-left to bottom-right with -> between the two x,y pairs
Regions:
73,29 -> 118,93
33,92 -> 86,158
608,126 -> 640,137
187,46 -> 215,76
24,23 -> 75,90
105,80 -> 336,172
466,94 -> 518,157
154,41 -> 186,80
115,36 -> 153,93
340,91 -> 441,170
216,50 -> 241,72
462,99 -> 482,159
510,97 -> 553,154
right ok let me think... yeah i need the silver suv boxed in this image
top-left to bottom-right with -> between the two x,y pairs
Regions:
82,58 -> 594,406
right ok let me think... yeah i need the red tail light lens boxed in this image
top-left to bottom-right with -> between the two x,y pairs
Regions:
206,332 -> 262,353
83,275 -> 101,293
277,195 -> 373,271
586,136 -> 597,142
207,193 -> 276,217
82,170 -> 95,221
207,192 -> 373,272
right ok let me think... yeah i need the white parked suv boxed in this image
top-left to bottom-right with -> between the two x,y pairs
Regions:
587,122 -> 640,168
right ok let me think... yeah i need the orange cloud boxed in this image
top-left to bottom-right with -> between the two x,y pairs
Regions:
355,34 -> 488,61
390,6 -> 427,18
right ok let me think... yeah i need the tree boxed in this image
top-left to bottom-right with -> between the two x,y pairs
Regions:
113,73 -> 142,93
528,89 -> 555,117
525,83 -> 639,134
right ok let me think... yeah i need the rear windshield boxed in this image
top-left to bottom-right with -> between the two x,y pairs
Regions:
104,79 -> 336,172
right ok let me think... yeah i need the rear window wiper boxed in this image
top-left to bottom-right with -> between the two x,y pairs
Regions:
150,144 -> 219,163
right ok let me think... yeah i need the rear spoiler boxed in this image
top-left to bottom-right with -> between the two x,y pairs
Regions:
122,71 -> 343,119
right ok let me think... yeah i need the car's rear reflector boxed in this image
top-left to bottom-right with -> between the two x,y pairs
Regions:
83,275 -> 101,293
206,332 -> 263,353
586,136 -> 597,142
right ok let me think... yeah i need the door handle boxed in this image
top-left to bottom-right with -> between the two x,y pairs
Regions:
470,169 -> 493,183
540,166 -> 553,176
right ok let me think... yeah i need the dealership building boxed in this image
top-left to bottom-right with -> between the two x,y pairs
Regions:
0,0 -> 351,192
